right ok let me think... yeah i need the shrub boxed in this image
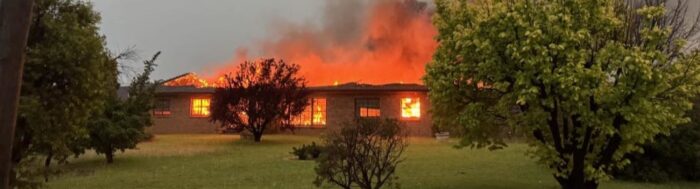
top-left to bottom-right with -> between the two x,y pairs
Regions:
314,119 -> 407,189
291,142 -> 322,160
142,133 -> 156,141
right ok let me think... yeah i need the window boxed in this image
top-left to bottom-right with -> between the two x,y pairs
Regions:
312,98 -> 327,125
401,98 -> 420,120
293,106 -> 312,126
356,98 -> 380,118
154,98 -> 171,117
190,98 -> 211,117
291,98 -> 327,127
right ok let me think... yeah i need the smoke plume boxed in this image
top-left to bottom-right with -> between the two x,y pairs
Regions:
207,0 -> 437,86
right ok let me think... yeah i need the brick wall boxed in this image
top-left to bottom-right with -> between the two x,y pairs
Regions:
282,91 -> 434,136
151,91 -> 435,136
149,93 -> 219,134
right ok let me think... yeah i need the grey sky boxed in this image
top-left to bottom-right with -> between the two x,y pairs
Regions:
91,0 -> 326,82
92,0 -> 699,83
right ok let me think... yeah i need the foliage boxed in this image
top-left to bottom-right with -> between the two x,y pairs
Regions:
614,99 -> 700,182
425,0 -> 700,189
210,58 -> 309,142
314,119 -> 407,189
12,0 -> 117,187
291,142 -> 322,160
86,52 -> 160,164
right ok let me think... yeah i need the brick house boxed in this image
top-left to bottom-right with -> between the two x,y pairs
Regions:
139,73 -> 435,136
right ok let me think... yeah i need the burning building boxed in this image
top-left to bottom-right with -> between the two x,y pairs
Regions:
141,0 -> 438,136
145,73 -> 433,136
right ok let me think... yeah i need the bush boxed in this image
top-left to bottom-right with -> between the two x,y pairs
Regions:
291,142 -> 322,160
314,118 -> 407,189
615,99 -> 700,182
142,132 -> 156,141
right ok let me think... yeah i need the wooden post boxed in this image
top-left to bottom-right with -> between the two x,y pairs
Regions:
0,0 -> 34,188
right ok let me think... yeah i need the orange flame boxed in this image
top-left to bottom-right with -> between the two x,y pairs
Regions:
203,0 -> 437,86
401,97 -> 420,119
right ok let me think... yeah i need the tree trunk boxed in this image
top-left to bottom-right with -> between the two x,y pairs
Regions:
105,151 -> 114,164
253,132 -> 263,142
556,174 -> 599,189
9,128 -> 30,187
43,151 -> 53,182
0,0 -> 35,188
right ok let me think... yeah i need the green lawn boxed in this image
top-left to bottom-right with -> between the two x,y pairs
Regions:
47,135 -> 699,189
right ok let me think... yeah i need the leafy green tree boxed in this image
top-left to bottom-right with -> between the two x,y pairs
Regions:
425,0 -> 700,188
12,0 -> 117,186
87,52 -> 159,164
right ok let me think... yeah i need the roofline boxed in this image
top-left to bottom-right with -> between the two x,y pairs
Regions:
160,72 -> 195,84
306,87 -> 428,92
151,82 -> 429,94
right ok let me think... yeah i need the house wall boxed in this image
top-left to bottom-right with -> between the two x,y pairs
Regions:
150,91 -> 434,136
150,93 -> 219,134
289,91 -> 434,136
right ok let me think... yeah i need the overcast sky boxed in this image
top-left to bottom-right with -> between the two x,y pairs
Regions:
91,0 -> 699,83
91,0 -> 326,82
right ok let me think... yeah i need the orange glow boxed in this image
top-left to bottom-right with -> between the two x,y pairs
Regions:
154,99 -> 171,117
164,73 -> 223,88
312,98 -> 326,125
360,108 -> 381,117
201,0 -> 437,86
292,98 -> 326,127
191,98 -> 211,117
153,111 -> 171,117
240,111 -> 249,124
401,98 -> 420,119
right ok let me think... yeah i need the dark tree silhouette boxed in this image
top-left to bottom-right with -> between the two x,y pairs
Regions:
0,0 -> 34,187
210,58 -> 308,142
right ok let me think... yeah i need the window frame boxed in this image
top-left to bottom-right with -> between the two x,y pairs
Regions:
355,98 -> 381,119
311,98 -> 327,126
190,97 -> 211,118
400,97 -> 421,121
153,98 -> 172,117
291,98 -> 327,128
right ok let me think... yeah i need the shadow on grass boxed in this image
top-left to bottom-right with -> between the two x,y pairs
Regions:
56,154 -> 149,179
230,135 -> 319,146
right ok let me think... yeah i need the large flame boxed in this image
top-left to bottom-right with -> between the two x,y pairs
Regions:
204,0 -> 437,86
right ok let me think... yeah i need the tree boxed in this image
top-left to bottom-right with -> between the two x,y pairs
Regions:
210,58 -> 308,142
425,0 -> 700,189
0,0 -> 35,187
87,52 -> 159,164
11,0 -> 117,187
614,98 -> 700,182
314,119 -> 406,189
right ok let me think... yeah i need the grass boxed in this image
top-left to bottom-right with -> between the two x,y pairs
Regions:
46,134 -> 699,189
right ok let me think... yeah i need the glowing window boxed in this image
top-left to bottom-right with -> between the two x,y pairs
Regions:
401,98 -> 420,120
292,98 -> 326,127
356,98 -> 380,118
154,98 -> 171,117
190,98 -> 211,117
312,98 -> 326,125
